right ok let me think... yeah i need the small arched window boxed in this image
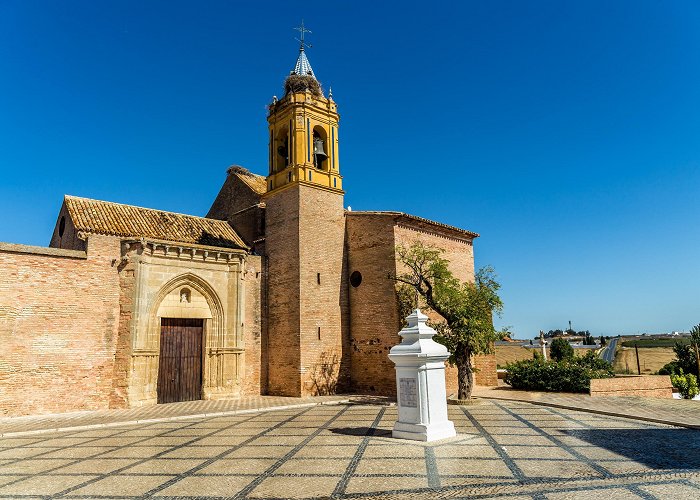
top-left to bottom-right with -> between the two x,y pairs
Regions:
58,216 -> 66,238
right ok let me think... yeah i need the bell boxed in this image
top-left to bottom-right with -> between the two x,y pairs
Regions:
313,138 -> 327,160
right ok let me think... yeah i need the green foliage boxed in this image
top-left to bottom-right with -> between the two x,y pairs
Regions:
600,335 -> 607,347
674,342 -> 698,376
670,370 -> 699,399
691,323 -> 700,374
395,283 -> 418,328
658,342 -> 699,376
505,351 -> 614,393
658,362 -> 678,376
583,334 -> 596,346
396,243 -> 504,360
549,338 -> 574,361
395,242 -> 505,399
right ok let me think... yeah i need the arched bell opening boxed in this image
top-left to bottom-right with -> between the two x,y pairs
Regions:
312,126 -> 328,170
275,127 -> 290,172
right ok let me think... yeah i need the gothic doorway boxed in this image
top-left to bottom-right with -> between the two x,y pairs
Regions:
157,318 -> 204,403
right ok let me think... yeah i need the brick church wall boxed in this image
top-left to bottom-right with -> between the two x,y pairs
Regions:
263,186 -> 302,396
207,172 -> 265,248
345,213 -> 496,396
0,235 -> 121,417
345,214 -> 401,395
49,203 -> 86,251
297,185 -> 347,396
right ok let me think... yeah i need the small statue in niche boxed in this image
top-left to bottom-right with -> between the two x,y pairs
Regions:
180,288 -> 191,304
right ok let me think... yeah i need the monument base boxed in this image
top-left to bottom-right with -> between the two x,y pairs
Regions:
392,420 -> 456,442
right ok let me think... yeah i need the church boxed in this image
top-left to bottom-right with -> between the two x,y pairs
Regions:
0,40 -> 496,417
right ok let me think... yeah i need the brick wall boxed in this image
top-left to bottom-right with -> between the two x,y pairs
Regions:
263,185 -> 302,396
297,185 -> 346,396
263,183 -> 347,397
590,375 -> 673,398
344,213 -> 496,396
0,236 -> 121,417
345,214 -> 401,395
207,172 -> 264,248
49,202 -> 86,251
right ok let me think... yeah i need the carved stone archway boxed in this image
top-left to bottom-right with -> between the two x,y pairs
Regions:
129,273 -> 242,405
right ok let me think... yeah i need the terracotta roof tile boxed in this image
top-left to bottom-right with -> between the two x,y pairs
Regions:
64,195 -> 247,249
238,173 -> 267,195
226,166 -> 267,195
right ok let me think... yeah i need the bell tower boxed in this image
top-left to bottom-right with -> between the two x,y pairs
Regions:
266,31 -> 342,193
263,24 -> 348,397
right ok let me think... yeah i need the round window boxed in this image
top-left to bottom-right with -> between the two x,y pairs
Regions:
350,271 -> 362,288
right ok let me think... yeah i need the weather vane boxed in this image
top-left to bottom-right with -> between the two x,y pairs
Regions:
294,20 -> 312,51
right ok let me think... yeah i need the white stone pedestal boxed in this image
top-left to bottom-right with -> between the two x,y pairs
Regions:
388,309 -> 456,442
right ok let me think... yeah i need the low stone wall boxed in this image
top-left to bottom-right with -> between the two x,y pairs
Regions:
590,375 -> 673,398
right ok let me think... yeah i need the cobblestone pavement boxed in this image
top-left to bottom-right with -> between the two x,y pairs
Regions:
1,400 -> 699,499
472,386 -> 700,429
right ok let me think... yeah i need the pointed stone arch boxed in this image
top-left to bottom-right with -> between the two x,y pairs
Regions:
129,272 -> 243,405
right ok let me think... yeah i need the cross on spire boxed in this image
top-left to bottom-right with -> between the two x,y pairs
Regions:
294,20 -> 312,51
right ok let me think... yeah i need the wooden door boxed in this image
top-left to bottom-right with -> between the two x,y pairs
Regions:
157,318 -> 204,404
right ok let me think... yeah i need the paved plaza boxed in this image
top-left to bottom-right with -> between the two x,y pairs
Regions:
1,400 -> 699,499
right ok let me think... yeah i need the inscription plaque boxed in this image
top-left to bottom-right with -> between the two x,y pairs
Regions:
399,377 -> 418,408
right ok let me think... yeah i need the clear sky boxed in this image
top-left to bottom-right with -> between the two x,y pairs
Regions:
1,1 -> 699,338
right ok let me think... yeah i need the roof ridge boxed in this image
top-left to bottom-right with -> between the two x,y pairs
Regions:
64,195 -> 223,222
346,209 -> 479,238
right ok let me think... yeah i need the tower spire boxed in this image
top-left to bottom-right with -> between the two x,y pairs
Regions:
292,20 -> 315,78
294,20 -> 312,52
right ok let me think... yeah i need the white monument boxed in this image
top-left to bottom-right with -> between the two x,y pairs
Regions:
389,309 -> 456,442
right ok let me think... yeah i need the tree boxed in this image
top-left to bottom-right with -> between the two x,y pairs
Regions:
395,242 -> 504,400
600,335 -> 607,347
659,342 -> 698,376
691,324 -> 700,377
550,338 -> 574,361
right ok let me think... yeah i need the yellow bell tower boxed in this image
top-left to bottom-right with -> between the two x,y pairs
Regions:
266,26 -> 342,194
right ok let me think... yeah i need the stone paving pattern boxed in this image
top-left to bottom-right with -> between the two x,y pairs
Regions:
472,386 -> 700,429
0,396 -> 353,437
1,400 -> 699,499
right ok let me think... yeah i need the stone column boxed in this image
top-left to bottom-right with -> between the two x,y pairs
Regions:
389,309 -> 456,442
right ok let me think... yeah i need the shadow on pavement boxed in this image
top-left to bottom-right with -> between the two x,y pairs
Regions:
328,427 -> 392,437
565,428 -> 700,469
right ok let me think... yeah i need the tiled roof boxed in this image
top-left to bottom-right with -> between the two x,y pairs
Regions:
346,210 -> 479,239
238,172 -> 267,195
293,48 -> 315,78
226,166 -> 267,195
64,195 -> 248,249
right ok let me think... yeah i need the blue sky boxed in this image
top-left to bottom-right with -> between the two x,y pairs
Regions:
1,1 -> 699,337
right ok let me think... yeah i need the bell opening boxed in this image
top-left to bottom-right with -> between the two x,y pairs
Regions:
313,127 -> 328,170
